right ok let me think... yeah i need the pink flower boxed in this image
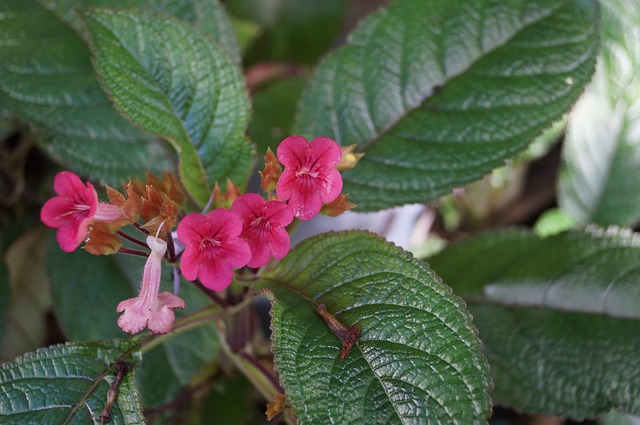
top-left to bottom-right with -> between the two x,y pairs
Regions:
117,235 -> 185,335
231,193 -> 294,268
276,136 -> 343,220
177,209 -> 251,291
41,171 -> 123,252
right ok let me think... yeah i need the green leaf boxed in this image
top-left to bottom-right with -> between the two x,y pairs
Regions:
428,228 -> 640,419
0,260 -> 9,350
533,208 -> 579,237
296,0 -> 599,211
136,282 -> 219,410
47,238 -> 137,340
41,0 -> 241,64
83,10 -> 254,205
227,0 -> 348,64
558,0 -> 640,226
0,0 -> 170,184
1,230 -> 51,362
261,231 -> 491,424
248,77 -> 306,163
600,411 -> 640,425
0,339 -> 143,424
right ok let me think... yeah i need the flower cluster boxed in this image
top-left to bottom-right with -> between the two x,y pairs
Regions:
41,136 -> 358,335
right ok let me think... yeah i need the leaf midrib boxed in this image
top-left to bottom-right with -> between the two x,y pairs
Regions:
353,1 -> 570,154
85,11 -> 208,182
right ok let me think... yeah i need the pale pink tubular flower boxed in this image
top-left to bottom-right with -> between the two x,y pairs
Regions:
40,171 -> 123,252
276,136 -> 343,220
117,235 -> 185,334
177,209 -> 251,291
231,193 -> 294,268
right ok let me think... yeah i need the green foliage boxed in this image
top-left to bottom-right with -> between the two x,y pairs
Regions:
48,238 -> 136,340
135,282 -> 219,410
296,0 -> 599,211
249,77 -> 306,162
0,261 -> 9,351
261,231 -> 491,424
1,230 -> 51,362
47,246 -> 220,411
83,9 -> 254,205
0,0 -> 170,184
1,0 -> 625,423
0,339 -> 143,424
226,0 -> 347,64
42,0 -> 241,64
428,228 -> 640,419
558,0 -> 640,226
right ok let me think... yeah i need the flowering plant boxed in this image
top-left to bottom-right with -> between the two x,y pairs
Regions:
1,0 -> 639,424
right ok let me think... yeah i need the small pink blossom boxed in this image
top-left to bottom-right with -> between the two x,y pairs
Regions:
231,193 -> 294,268
117,235 -> 185,335
276,136 -> 343,220
41,171 -> 123,252
177,209 -> 251,291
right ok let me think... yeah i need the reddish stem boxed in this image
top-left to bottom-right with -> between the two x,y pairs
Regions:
118,247 -> 150,257
116,230 -> 147,248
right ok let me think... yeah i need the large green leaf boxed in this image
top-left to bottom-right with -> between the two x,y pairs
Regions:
226,0 -> 348,64
428,228 -> 640,419
0,339 -> 143,424
558,0 -> 640,226
83,10 -> 254,205
261,231 -> 491,424
47,241 -> 220,410
47,239 -> 138,341
296,0 -> 599,211
0,261 -> 9,352
41,0 -> 241,64
0,0 -> 169,184
1,230 -> 51,362
135,281 -> 219,411
248,77 -> 306,162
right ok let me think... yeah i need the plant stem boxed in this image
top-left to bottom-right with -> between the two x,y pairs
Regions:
116,230 -> 148,248
118,247 -> 149,257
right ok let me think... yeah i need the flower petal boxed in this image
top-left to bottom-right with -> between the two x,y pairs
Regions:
223,238 -> 252,268
269,227 -> 291,260
231,193 -> 264,218
246,240 -> 271,268
275,170 -> 297,202
276,135 -> 309,168
208,208 -> 244,239
40,197 -> 76,228
116,298 -> 148,334
289,187 -> 322,221
147,292 -> 185,334
319,169 -> 343,203
56,215 -> 91,252
264,200 -> 294,227
199,257 -> 235,291
53,171 -> 95,200
177,213 -> 210,246
309,137 -> 342,168
179,244 -> 202,281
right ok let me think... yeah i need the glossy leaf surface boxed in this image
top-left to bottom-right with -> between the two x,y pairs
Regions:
558,0 -> 640,226
296,0 -> 599,210
227,0 -> 348,64
84,10 -> 253,205
0,340 -> 143,424
42,0 -> 241,63
261,231 -> 491,424
0,0 -> 169,184
428,228 -> 640,418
